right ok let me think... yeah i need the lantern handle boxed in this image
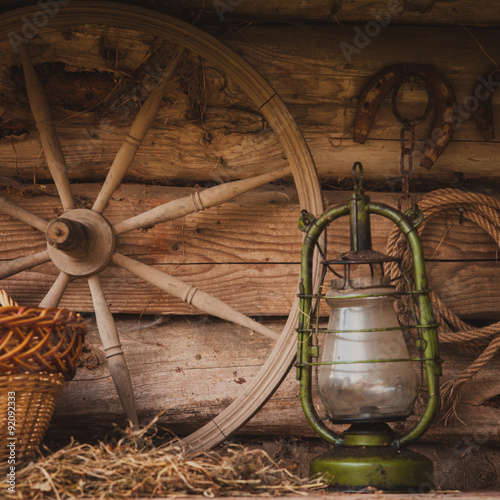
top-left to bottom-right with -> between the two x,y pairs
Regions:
367,201 -> 441,448
298,202 -> 350,446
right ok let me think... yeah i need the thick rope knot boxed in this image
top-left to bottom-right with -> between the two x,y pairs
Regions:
385,189 -> 500,423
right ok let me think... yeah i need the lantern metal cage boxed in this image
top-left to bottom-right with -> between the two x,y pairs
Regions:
297,162 -> 442,492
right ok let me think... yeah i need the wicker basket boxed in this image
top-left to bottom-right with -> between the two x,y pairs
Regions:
0,294 -> 86,463
0,373 -> 65,462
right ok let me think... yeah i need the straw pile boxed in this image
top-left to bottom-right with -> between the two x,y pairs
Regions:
7,418 -> 327,499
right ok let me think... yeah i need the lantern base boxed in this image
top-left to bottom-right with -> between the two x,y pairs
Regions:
310,446 -> 434,493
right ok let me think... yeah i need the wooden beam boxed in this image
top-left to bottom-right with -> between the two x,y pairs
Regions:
2,0 -> 500,26
3,260 -> 499,319
50,317 -> 500,445
335,0 -> 500,27
205,0 -> 500,27
0,184 -> 498,260
1,26 -> 500,183
1,184 -> 499,318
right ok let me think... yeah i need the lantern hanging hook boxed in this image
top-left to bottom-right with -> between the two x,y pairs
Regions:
352,161 -> 364,194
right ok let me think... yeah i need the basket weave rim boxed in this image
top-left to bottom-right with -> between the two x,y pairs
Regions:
0,306 -> 86,379
0,306 -> 85,325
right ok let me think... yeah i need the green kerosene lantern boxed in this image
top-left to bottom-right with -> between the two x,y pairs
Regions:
297,162 -> 442,492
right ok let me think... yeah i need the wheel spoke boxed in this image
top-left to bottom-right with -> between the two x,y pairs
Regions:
114,167 -> 291,235
92,47 -> 184,214
19,44 -> 75,212
112,252 -> 279,340
88,274 -> 139,426
0,250 -> 49,279
38,271 -> 70,308
0,194 -> 49,232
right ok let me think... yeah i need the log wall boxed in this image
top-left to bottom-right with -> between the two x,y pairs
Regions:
3,1 -> 499,27
4,183 -> 495,450
1,185 -> 499,318
0,24 -> 500,185
0,2 -> 498,486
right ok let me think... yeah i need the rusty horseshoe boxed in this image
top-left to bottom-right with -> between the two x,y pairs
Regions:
472,68 -> 500,141
353,63 -> 456,169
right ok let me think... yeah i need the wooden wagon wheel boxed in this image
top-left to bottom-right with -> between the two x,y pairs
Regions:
0,2 -> 323,451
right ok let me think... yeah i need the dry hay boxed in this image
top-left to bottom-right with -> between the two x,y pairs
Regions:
7,417 -> 327,499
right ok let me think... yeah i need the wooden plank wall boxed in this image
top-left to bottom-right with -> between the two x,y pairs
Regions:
0,0 -> 498,463
218,24 -> 500,187
2,186 -> 499,318
3,184 -> 498,448
3,1 -> 497,26
1,24 -> 499,185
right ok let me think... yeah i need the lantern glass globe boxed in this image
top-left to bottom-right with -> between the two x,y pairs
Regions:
318,276 -> 417,422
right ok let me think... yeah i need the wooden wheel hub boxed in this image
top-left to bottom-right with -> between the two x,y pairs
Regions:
46,209 -> 115,277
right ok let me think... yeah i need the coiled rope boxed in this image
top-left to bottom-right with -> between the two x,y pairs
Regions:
385,188 -> 500,422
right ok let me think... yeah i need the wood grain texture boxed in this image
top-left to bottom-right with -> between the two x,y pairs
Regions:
1,25 -> 499,184
50,317 -> 500,444
3,260 -> 500,319
2,0 -> 500,26
0,184 -> 497,260
0,184 -> 498,318
0,2 -> 497,459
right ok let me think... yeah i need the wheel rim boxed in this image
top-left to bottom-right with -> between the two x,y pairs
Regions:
0,1 -> 323,451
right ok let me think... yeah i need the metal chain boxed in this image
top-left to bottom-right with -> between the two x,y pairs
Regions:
391,76 -> 433,227
398,124 -> 415,213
